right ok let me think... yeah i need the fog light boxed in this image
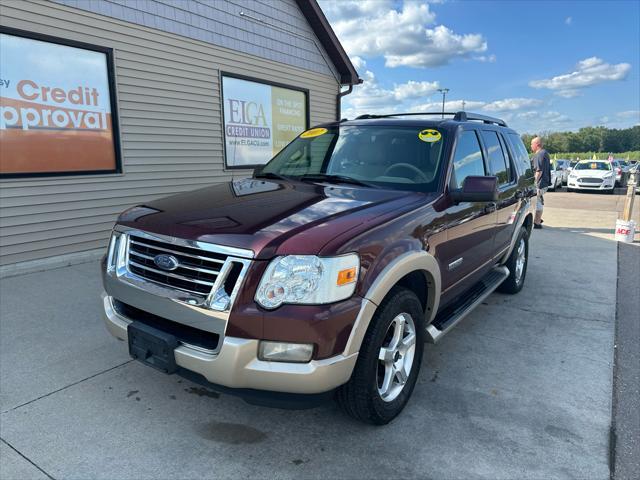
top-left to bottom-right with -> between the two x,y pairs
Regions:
258,341 -> 313,363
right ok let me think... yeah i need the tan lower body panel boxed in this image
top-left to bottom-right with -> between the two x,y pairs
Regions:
102,293 -> 357,394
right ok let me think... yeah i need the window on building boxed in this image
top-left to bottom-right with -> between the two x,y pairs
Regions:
0,28 -> 120,178
222,74 -> 308,169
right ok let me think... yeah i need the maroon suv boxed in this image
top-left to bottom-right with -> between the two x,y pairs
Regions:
102,111 -> 535,424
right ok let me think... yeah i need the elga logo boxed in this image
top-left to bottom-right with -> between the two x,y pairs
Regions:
153,254 -> 179,271
226,98 -> 270,139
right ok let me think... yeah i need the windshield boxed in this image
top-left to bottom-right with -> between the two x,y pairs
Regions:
575,161 -> 611,171
258,126 -> 447,192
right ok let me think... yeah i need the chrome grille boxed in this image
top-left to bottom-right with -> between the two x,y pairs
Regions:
579,178 -> 603,184
127,235 -> 227,296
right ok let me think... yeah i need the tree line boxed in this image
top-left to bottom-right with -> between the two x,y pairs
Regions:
521,125 -> 640,157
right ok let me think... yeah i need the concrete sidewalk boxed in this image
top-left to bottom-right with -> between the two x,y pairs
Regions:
0,194 -> 620,479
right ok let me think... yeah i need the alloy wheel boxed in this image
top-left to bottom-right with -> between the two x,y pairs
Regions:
515,238 -> 526,284
377,312 -> 417,402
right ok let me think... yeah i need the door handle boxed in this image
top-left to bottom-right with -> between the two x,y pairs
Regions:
484,202 -> 497,213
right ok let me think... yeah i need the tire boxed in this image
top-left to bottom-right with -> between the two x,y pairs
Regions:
497,227 -> 529,294
336,286 -> 424,425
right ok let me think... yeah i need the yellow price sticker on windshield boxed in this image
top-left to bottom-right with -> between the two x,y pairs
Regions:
418,129 -> 441,143
300,128 -> 328,138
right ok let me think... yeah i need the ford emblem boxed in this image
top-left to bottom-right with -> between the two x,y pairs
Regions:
153,254 -> 179,271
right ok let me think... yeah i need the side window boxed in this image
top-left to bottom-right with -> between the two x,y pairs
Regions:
481,130 -> 509,185
497,133 -> 514,183
507,133 -> 533,176
451,130 -> 485,189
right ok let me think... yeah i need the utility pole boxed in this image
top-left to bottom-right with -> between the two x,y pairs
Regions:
462,100 -> 466,111
437,88 -> 449,118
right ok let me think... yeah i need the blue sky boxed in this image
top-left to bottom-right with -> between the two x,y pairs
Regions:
318,0 -> 640,134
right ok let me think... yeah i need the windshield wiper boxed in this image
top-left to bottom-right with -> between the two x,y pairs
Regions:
298,174 -> 373,188
254,172 -> 290,181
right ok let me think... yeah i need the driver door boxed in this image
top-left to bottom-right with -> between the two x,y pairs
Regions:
439,129 -> 497,304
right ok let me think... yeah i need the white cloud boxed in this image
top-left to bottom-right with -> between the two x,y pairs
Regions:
393,80 -> 440,100
408,100 -> 487,112
349,56 -> 367,71
408,97 -> 543,114
616,110 -> 640,119
318,0 -> 395,23
510,110 -> 572,133
474,54 -> 497,63
515,111 -> 539,120
529,57 -> 631,96
565,16 -> 573,25
319,0 -> 488,68
482,98 -> 543,112
340,59 -> 440,117
554,89 -> 581,98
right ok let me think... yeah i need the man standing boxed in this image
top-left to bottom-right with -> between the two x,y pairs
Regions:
530,136 -> 551,229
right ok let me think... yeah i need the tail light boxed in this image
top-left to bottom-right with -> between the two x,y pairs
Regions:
616,167 -> 621,174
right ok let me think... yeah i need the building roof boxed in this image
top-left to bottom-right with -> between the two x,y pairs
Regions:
295,0 -> 362,85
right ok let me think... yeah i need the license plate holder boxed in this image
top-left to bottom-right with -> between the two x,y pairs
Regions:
127,322 -> 179,374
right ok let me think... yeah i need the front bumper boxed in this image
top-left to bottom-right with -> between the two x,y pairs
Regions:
102,293 -> 357,394
567,178 -> 615,190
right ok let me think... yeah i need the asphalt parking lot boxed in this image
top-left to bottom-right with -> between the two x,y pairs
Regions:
1,190 -> 638,480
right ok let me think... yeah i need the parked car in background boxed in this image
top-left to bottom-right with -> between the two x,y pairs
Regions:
567,160 -> 616,193
555,159 -> 570,185
548,164 -> 563,191
629,162 -> 640,194
610,160 -> 627,186
566,160 -> 579,176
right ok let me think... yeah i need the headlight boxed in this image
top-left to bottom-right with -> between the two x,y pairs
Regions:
569,174 -> 577,179
255,254 -> 359,309
603,172 -> 614,178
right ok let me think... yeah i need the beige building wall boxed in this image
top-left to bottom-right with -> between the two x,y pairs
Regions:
0,0 -> 340,267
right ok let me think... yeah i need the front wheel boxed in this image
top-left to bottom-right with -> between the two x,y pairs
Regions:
497,227 -> 529,294
336,287 -> 424,425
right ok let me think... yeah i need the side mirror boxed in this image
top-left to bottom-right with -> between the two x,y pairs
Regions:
450,176 -> 499,203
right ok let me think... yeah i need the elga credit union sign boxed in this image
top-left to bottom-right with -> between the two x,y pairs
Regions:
0,31 -> 119,177
222,75 -> 307,168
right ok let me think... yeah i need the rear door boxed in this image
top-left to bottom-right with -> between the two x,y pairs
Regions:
479,129 -> 520,254
440,129 -> 497,298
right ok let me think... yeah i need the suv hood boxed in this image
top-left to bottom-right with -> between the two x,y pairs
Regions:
116,178 -> 429,259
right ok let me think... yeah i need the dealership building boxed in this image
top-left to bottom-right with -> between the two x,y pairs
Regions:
0,0 -> 360,273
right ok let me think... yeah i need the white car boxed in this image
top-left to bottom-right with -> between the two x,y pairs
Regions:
555,159 -> 571,185
548,166 -> 563,191
567,160 -> 616,193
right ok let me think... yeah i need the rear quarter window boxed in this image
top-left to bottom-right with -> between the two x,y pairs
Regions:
480,130 -> 511,185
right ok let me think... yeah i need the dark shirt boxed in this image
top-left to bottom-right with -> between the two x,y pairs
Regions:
532,149 -> 551,188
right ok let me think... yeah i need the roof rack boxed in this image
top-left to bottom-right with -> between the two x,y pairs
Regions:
453,111 -> 508,127
353,111 -> 508,127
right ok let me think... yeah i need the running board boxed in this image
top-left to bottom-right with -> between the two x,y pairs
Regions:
426,266 -> 509,343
